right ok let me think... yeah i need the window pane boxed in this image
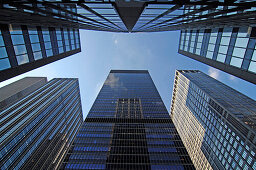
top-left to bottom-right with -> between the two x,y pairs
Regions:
0,47 -> 8,59
0,58 -> 11,70
235,38 -> 249,48
33,51 -> 42,60
232,48 -> 246,58
219,45 -> 228,54
248,61 -> 256,73
11,35 -> 24,45
16,54 -> 29,65
0,36 -> 5,46
14,45 -> 27,55
31,43 -> 41,52
46,49 -> 53,57
230,57 -> 243,68
29,35 -> 39,43
220,36 -> 230,45
217,54 -> 226,62
43,34 -> 50,42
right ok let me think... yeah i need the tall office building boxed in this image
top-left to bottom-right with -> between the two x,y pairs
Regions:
0,77 -> 83,169
179,27 -> 256,84
170,70 -> 256,169
2,1 -> 255,32
0,24 -> 81,82
61,70 -> 194,169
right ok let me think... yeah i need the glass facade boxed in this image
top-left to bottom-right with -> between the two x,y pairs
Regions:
61,70 -> 194,169
0,78 -> 83,169
0,23 -> 81,82
171,70 -> 256,170
1,1 -> 255,32
178,26 -> 256,84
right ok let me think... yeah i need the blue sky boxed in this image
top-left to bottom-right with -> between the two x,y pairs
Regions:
0,30 -> 255,118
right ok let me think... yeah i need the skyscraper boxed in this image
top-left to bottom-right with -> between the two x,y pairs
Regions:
179,27 -> 256,84
170,70 -> 256,169
0,77 -> 83,169
61,70 -> 195,169
0,24 -> 81,82
2,1 -> 254,33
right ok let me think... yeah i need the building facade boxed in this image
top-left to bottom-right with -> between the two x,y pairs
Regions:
0,24 -> 81,82
61,70 -> 195,169
1,1 -> 255,33
171,70 -> 256,169
179,27 -> 256,84
0,77 -> 83,169
1,1 -> 256,83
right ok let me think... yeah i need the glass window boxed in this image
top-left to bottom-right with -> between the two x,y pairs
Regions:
216,54 -> 226,62
0,58 -> 11,70
31,43 -> 41,52
208,44 -> 215,51
230,57 -> 243,68
29,35 -> 39,43
0,47 -> 8,58
251,50 -> 256,61
219,45 -> 228,54
33,51 -> 42,60
0,36 -> 5,46
14,45 -> 27,55
232,47 -> 246,58
237,27 -> 249,37
16,54 -> 29,65
206,51 -> 213,59
209,36 -> 217,44
46,49 -> 53,57
9,25 -> 22,34
235,38 -> 249,48
11,34 -> 24,45
43,34 -> 50,42
248,61 -> 256,73
222,27 -> 232,37
220,36 -> 231,45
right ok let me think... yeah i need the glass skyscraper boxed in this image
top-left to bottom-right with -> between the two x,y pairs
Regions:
171,70 -> 256,169
61,70 -> 194,169
1,1 -> 255,83
0,77 -> 83,169
0,24 -> 81,82
179,26 -> 256,84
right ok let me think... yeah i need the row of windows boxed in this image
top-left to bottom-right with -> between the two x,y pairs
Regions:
0,24 -> 80,71
180,27 -> 256,73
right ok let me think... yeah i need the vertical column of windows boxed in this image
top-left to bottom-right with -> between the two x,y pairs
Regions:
64,28 -> 70,51
10,25 -> 29,65
195,30 -> 203,55
216,27 -> 232,63
74,29 -> 80,49
42,28 -> 53,57
179,30 -> 185,50
0,30 -> 10,70
185,31 -> 190,51
230,27 -> 248,68
189,30 -> 196,53
224,28 -> 238,65
56,28 -> 64,54
69,29 -> 75,50
28,26 -> 43,61
206,28 -> 218,59
242,27 -> 256,73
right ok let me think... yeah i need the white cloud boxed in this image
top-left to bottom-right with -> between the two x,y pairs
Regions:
114,39 -> 118,44
105,74 -> 119,88
208,67 -> 220,80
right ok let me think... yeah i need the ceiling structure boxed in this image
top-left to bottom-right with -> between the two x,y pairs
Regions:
1,0 -> 256,32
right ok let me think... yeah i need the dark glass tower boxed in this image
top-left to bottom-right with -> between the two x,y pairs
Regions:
62,70 -> 194,169
0,24 -> 81,82
171,70 -> 256,169
0,77 -> 83,169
